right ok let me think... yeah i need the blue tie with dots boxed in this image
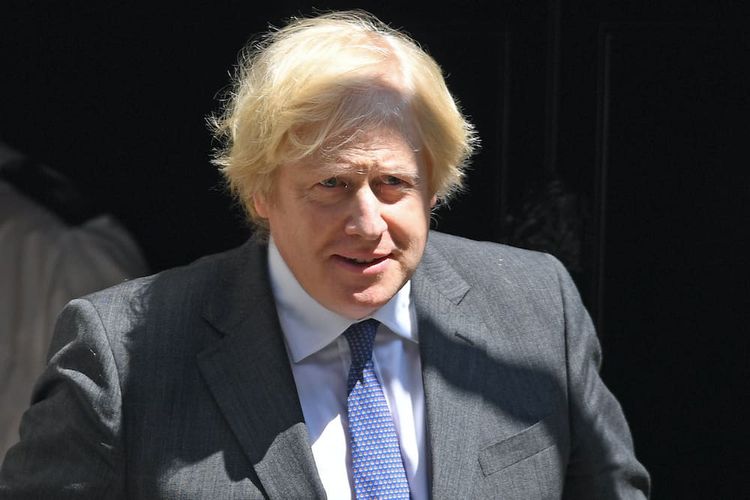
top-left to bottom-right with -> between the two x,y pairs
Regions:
343,319 -> 411,499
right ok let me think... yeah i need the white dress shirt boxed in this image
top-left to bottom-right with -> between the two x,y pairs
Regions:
267,240 -> 428,499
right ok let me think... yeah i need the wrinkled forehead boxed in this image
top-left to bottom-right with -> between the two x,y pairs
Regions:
324,126 -> 421,166
321,125 -> 421,166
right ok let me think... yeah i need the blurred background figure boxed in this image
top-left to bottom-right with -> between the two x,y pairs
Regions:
0,141 -> 148,460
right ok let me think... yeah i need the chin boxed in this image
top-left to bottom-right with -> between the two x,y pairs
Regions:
345,287 -> 395,316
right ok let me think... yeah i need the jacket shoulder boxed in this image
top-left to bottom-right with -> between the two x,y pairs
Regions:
81,239 -> 261,309
426,230 -> 566,285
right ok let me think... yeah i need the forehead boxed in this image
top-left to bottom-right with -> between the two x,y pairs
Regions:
332,126 -> 417,161
289,125 -> 425,176
274,126 -> 427,184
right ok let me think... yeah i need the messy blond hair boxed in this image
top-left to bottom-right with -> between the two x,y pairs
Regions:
210,10 -> 477,231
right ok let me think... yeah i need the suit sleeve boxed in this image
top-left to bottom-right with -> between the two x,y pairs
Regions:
0,299 -> 125,499
547,255 -> 650,499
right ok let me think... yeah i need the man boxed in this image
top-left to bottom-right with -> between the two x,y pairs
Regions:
0,10 -> 649,499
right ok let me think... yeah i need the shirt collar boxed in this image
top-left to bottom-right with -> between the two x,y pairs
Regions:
267,238 -> 416,363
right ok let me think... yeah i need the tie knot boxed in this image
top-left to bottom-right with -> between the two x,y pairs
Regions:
343,319 -> 379,369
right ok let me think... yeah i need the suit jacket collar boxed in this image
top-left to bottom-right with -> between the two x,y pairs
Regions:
198,239 -> 326,499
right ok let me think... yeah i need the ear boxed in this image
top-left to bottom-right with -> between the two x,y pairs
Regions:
430,194 -> 437,208
253,195 -> 269,218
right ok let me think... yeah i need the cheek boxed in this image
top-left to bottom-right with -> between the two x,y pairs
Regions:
390,206 -> 430,245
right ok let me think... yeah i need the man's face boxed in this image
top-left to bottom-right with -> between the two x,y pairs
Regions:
255,125 -> 435,319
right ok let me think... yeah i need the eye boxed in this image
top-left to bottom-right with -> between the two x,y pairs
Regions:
319,177 -> 341,188
381,175 -> 403,186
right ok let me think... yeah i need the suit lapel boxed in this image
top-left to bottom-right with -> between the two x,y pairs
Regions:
412,243 -> 491,499
197,241 -> 325,499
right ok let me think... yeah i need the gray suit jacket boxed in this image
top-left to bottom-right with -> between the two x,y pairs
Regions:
0,231 -> 649,499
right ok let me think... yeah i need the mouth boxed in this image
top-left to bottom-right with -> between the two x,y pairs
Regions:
348,256 -> 386,264
333,253 -> 391,271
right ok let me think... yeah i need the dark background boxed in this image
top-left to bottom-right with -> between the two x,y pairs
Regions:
1,1 -> 748,497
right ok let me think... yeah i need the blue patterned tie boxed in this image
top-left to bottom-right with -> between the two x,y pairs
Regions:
343,319 -> 410,499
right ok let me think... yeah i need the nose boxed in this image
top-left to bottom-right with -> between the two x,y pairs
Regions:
344,184 -> 387,239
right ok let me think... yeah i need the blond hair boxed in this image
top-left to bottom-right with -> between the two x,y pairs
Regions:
210,10 -> 478,230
